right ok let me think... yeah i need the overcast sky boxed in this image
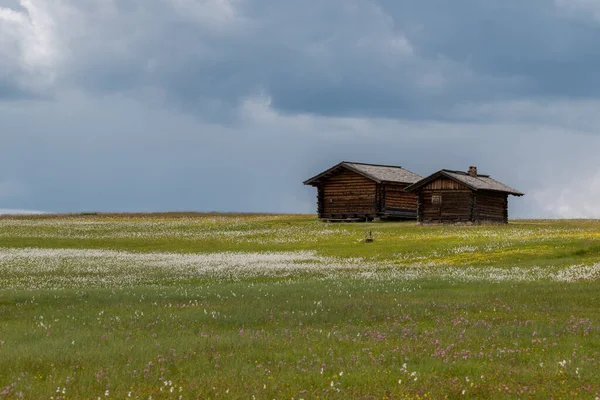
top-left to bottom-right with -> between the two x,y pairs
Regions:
2,0 -> 600,217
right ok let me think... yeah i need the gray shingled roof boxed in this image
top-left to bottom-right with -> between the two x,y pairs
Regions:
406,170 -> 524,196
443,170 -> 523,195
303,162 -> 423,185
344,162 -> 423,184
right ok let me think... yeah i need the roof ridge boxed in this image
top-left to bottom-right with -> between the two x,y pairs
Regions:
343,161 -> 404,169
444,169 -> 490,178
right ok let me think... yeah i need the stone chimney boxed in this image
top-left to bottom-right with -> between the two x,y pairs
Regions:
468,166 -> 478,177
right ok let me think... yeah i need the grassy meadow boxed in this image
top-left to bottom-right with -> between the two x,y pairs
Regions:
1,214 -> 600,398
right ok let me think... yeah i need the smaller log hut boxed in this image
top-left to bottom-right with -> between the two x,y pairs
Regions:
303,161 -> 423,221
405,166 -> 524,224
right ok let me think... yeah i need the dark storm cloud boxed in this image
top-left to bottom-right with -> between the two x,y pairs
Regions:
379,0 -> 600,98
62,0 -> 600,120
4,0 -> 600,120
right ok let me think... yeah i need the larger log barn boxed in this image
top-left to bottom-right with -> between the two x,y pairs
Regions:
405,166 -> 524,224
303,162 -> 423,221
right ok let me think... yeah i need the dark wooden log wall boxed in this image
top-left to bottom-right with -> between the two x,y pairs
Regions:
416,189 -> 510,223
422,178 -> 469,191
473,191 -> 508,222
320,169 -> 376,219
317,185 -> 324,216
419,190 -> 473,222
417,193 -> 424,222
384,184 -> 417,211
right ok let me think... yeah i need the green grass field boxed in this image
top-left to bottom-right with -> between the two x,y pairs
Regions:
1,214 -> 600,398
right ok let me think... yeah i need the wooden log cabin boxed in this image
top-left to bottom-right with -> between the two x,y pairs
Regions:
405,166 -> 524,224
303,162 -> 423,221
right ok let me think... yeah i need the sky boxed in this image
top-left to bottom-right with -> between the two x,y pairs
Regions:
2,0 -> 600,217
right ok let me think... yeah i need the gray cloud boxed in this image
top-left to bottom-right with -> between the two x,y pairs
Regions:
2,0 -> 600,119
7,0 -> 590,119
2,91 -> 600,217
20,1 -> 600,120
556,0 -> 600,21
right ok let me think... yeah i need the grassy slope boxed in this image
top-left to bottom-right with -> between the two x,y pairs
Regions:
1,215 -> 600,398
2,215 -> 600,266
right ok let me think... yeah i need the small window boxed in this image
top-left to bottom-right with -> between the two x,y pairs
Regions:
432,194 -> 442,205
